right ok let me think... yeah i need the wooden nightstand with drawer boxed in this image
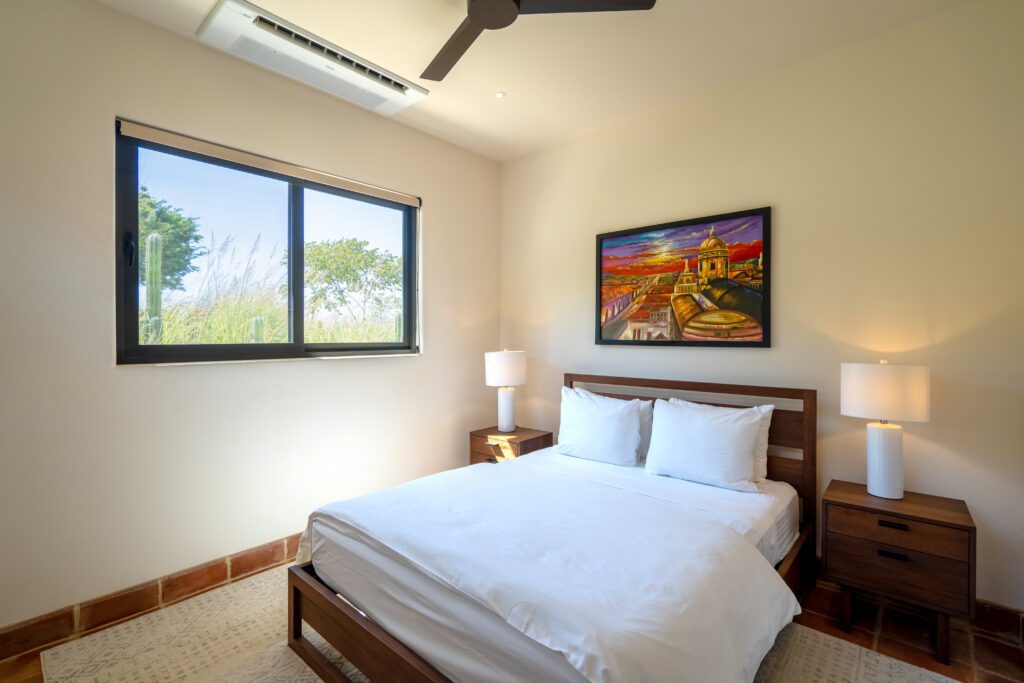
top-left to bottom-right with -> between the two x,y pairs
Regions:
822,479 -> 976,664
469,426 -> 553,465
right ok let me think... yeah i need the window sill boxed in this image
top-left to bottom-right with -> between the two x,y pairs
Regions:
117,349 -> 422,367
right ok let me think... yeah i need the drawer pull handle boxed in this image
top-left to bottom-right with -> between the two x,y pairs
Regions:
877,549 -> 909,562
878,520 -> 909,531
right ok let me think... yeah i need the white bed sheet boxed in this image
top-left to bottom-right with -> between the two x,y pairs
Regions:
312,515 -> 589,683
305,448 -> 801,683
515,448 -> 800,566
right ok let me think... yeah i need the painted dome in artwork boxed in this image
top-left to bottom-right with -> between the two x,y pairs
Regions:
699,227 -> 727,253
682,309 -> 763,342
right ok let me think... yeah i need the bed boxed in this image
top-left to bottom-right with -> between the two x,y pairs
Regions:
289,374 -> 817,682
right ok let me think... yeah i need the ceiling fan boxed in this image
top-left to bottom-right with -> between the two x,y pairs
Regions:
421,0 -> 657,81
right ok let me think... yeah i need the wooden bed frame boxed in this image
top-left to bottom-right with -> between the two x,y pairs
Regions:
288,373 -> 818,682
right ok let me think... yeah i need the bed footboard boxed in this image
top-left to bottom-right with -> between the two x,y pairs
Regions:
288,563 -> 450,683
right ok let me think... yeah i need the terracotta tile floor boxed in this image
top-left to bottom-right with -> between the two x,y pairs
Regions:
797,583 -> 1024,683
2,582 -> 1021,682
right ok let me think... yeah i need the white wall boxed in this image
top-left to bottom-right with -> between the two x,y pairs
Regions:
0,1 -> 498,627
499,0 -> 1024,609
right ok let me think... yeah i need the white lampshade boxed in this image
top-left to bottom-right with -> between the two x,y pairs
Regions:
485,350 -> 527,387
841,361 -> 930,423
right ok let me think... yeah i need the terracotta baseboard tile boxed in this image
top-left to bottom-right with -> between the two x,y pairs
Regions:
229,540 -> 285,580
0,531 -> 302,666
0,649 -> 44,682
79,582 -> 159,633
161,559 -> 229,605
0,608 -> 74,662
974,601 -> 1024,645
285,532 -> 302,561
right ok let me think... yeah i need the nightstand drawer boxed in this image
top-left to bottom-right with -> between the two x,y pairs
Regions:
469,452 -> 497,465
470,436 -> 514,460
469,427 -> 553,466
826,532 -> 969,614
828,505 -> 969,561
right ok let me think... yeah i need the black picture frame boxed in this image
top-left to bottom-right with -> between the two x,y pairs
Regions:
595,207 -> 771,348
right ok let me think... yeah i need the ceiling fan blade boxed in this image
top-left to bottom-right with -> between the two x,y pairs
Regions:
421,18 -> 485,81
518,0 -> 656,14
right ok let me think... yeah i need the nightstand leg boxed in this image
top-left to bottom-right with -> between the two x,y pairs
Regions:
838,585 -> 853,632
935,613 -> 950,664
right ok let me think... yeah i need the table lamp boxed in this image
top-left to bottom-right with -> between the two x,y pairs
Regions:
840,360 -> 930,499
485,350 -> 527,433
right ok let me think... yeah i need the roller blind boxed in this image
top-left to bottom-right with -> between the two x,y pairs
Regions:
117,119 -> 421,208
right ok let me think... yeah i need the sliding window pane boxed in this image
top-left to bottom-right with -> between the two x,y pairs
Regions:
137,148 -> 290,345
303,188 -> 405,344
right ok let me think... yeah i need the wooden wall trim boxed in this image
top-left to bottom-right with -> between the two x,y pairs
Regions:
0,532 -> 302,664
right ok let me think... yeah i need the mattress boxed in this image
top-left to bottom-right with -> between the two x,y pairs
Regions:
307,448 -> 801,683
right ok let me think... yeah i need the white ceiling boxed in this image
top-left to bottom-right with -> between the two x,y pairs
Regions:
96,0 -> 973,161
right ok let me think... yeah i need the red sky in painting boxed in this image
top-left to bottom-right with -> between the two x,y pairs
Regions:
603,240 -> 763,276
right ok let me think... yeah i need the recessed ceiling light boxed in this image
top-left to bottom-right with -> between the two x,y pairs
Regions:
495,91 -> 506,99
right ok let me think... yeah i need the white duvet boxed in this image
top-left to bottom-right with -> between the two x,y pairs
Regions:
301,453 -> 800,683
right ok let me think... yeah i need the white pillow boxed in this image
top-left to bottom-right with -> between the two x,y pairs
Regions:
556,387 -> 643,466
645,399 -> 763,492
638,399 -> 654,461
669,398 -> 774,481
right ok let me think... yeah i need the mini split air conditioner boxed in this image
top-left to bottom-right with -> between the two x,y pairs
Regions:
198,0 -> 428,116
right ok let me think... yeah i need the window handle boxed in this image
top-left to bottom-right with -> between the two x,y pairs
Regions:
878,519 -> 909,531
124,233 -> 136,268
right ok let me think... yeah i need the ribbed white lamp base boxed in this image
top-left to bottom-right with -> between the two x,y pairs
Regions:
497,387 -> 516,433
866,422 -> 904,499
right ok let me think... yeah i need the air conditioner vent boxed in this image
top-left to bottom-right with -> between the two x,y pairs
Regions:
198,0 -> 427,117
251,15 -> 408,95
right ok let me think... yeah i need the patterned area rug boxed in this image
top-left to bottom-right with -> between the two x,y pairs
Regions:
42,565 -> 952,682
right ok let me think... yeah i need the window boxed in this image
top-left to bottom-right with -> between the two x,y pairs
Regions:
116,120 -> 418,364
303,187 -> 407,344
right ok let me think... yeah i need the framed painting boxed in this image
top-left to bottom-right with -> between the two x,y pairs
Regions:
596,207 -> 770,347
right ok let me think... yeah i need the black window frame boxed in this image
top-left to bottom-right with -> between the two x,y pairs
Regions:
115,123 -> 419,364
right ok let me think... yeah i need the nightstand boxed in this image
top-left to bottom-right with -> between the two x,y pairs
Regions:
822,479 -> 976,664
469,426 -> 553,465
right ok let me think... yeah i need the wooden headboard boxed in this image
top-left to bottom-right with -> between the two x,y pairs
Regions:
564,373 -> 818,529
